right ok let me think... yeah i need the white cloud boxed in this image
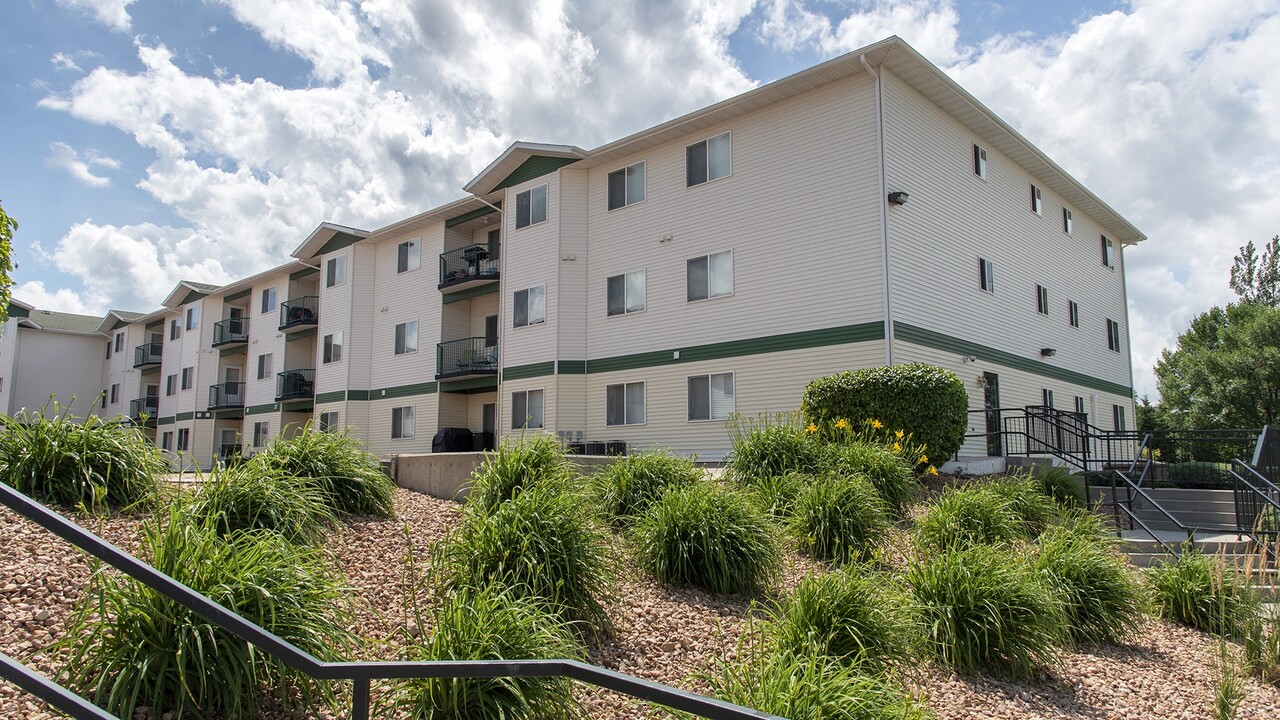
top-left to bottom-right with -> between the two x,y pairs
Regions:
44,142 -> 118,188
51,52 -> 81,72
758,0 -> 965,64
12,281 -> 92,314
54,0 -> 136,31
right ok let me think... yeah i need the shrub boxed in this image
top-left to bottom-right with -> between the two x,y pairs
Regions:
726,412 -> 822,482
589,449 -> 702,523
766,567 -> 914,671
632,483 -> 779,594
802,363 -> 968,463
0,401 -> 163,510
384,584 -> 585,719
1033,516 -> 1143,644
181,463 -> 337,544
468,434 -> 574,513
741,470 -> 808,520
1148,549 -> 1258,637
60,509 -> 357,718
789,473 -> 890,563
246,424 -> 394,517
823,441 -> 918,517
1035,466 -> 1086,508
913,484 -> 1024,552
984,474 -> 1057,537
439,484 -> 614,637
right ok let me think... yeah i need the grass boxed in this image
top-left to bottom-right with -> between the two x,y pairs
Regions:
245,424 -> 395,517
789,472 -> 890,563
1034,466 -> 1086,508
1032,513 -> 1143,645
1148,549 -> 1259,638
59,507 -> 358,718
983,474 -> 1057,537
589,449 -> 702,523
0,400 -> 164,511
1213,640 -> 1247,720
180,463 -> 337,544
631,483 -> 779,595
726,412 -> 822,483
467,434 -> 575,513
912,483 -> 1025,552
822,441 -> 918,517
739,470 -> 807,520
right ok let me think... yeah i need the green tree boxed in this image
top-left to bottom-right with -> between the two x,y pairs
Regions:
1229,235 -> 1280,306
0,200 -> 14,325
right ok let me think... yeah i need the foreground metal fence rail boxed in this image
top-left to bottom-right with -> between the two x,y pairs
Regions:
0,483 -> 781,720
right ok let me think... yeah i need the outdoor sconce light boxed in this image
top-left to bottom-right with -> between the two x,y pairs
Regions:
960,354 -> 978,363
1040,348 -> 1057,357
887,191 -> 909,205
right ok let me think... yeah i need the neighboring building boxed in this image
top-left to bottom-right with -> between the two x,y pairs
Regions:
1,299 -> 110,418
2,36 -> 1143,467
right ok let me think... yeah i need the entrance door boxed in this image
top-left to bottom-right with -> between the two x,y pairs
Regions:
983,372 -> 1002,456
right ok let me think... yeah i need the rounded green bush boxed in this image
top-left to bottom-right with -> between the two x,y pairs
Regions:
909,543 -> 1065,678
913,484 -> 1024,552
1033,515 -> 1143,644
589,449 -> 702,523
790,473 -> 890,563
801,363 -> 968,463
823,441 -> 918,517
246,424 -> 395,517
632,483 -> 779,594
726,413 -> 822,483
1148,549 -> 1259,637
181,464 -> 337,544
468,434 -> 575,513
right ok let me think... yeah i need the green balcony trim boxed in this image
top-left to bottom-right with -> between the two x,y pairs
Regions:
315,390 -> 346,404
224,289 -> 251,302
445,203 -> 501,228
557,360 -> 586,374
442,282 -> 499,304
285,327 -> 318,341
491,156 -> 580,192
245,403 -> 279,416
502,361 -> 556,381
439,377 -> 499,393
289,267 -> 320,281
892,322 -> 1133,397
157,415 -> 175,426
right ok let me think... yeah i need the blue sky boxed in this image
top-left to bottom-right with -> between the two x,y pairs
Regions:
2,0 -> 1276,398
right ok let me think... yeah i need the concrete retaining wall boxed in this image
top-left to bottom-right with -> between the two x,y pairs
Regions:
390,452 -> 620,503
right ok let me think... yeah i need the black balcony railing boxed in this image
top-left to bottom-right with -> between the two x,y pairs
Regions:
276,369 -> 315,401
132,343 -> 162,368
278,296 -> 319,330
212,317 -> 249,346
436,337 -> 498,379
439,243 -> 500,289
208,381 -> 246,410
128,397 -> 158,424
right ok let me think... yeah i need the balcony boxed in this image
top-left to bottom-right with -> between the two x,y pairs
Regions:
208,381 -> 246,410
128,396 -> 158,426
133,343 -> 162,368
439,244 -> 500,294
278,296 -> 319,331
436,337 -> 498,380
212,317 -> 249,347
276,369 -> 315,402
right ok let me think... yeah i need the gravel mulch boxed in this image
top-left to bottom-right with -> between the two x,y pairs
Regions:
4,484 -> 1280,719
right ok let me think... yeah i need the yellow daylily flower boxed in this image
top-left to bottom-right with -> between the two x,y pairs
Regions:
805,423 -> 818,434
870,419 -> 884,429
894,429 -> 905,440
919,454 -> 929,464
926,465 -> 939,476
892,442 -> 902,452
835,418 -> 850,430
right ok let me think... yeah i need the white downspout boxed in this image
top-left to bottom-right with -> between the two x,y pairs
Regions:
861,53 -> 893,367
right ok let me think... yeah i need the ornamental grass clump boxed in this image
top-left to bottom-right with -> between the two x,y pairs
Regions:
823,440 -> 919,518
468,434 -> 575,513
726,412 -> 822,483
908,543 -> 1065,678
59,508 -> 358,718
632,483 -> 779,594
384,584 -> 585,720
1035,466 -> 1087,508
912,484 -> 1024,552
0,401 -> 164,511
181,463 -> 337,544
742,470 -> 808,520
1032,514 -> 1143,645
789,473 -> 890,563
1148,548 -> 1259,638
246,423 -> 395,517
985,473 -> 1058,537
588,449 -> 702,523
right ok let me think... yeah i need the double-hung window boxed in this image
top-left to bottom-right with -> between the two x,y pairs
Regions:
110,384 -> 120,404
1062,208 -> 1073,234
165,374 -> 177,396
180,367 -> 193,390
1042,388 -> 1054,408
978,258 -> 994,292
257,353 -> 273,380
397,238 -> 420,273
687,250 -> 732,301
513,286 -> 546,327
515,185 -> 548,229
1106,318 -> 1121,352
1036,284 -> 1049,315
323,331 -> 343,363
606,382 -> 645,426
161,431 -> 174,451
170,318 -> 181,340
391,406 -> 415,439
1101,235 -> 1114,267
688,373 -> 735,421
394,321 -> 418,355
607,162 -> 646,210
511,389 -> 544,429
1074,396 -> 1086,417
1031,185 -> 1043,214
185,307 -> 199,331
326,255 -> 347,287
1069,300 -> 1080,328
607,270 -> 645,316
253,421 -> 269,448
261,286 -> 277,314
1113,404 -> 1127,431
114,333 -> 124,353
973,144 -> 987,179
686,132 -> 731,187
177,428 -> 190,452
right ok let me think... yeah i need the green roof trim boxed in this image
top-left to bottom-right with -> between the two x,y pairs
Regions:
503,361 -> 555,381
893,322 -> 1133,397
315,231 -> 365,258
557,360 -> 586,375
315,390 -> 346,404
444,203 -> 501,228
224,289 -> 251,302
442,282 -> 499,304
110,319 -> 130,331
290,267 -> 319,281
8,303 -> 30,319
491,156 -> 580,193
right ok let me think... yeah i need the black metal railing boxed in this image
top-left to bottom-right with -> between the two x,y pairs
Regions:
439,243 -> 500,288
436,337 -> 498,379
1252,425 -> 1280,484
275,369 -> 315,401
132,343 -> 162,368
212,318 -> 249,346
128,396 -> 158,422
1232,460 -> 1280,547
0,483 -> 780,720
278,296 -> 319,330
208,382 -> 246,410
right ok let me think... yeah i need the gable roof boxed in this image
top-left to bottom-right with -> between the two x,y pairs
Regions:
463,142 -> 587,196
20,309 -> 105,335
96,309 -> 147,334
162,280 -> 222,308
291,222 -> 370,261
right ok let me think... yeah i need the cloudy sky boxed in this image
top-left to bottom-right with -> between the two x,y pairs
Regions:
2,0 -> 1277,398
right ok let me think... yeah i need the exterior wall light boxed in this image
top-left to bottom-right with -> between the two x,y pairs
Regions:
887,191 -> 909,205
1040,348 -> 1057,357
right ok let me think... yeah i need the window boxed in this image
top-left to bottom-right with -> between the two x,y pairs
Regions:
326,255 -> 347,288
161,431 -> 174,451
176,428 -> 190,452
110,384 -> 120,404
253,421 -> 269,448
1062,208 -> 1073,234
170,318 -> 181,340
973,144 -> 987,179
606,382 -> 646,426
394,321 -> 418,355
323,331 -> 343,364
513,286 -> 546,327
180,367 -> 193,390
100,392 -> 107,409
397,238 -> 421,273
114,332 -> 124,352
1101,235 -> 1114,267
165,374 -> 177,396
978,258 -> 994,293
687,250 -> 733,302
105,340 -> 112,359
1074,396 -> 1086,416
1036,284 -> 1049,315
1031,185 -> 1042,214
607,270 -> 646,316
1106,318 -> 1121,352
688,373 -> 735,421
391,406 -> 415,439
515,184 -> 548,229
1042,388 -> 1054,408
607,162 -> 646,210
511,389 -> 544,429
1069,300 -> 1080,328
319,411 -> 340,432
185,307 -> 199,331
686,132 -> 731,187
261,286 -> 277,314
257,353 -> 274,380
1113,404 -> 1127,432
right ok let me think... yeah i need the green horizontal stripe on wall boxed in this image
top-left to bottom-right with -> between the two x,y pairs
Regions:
175,411 -> 194,422
224,288 -> 251,302
503,361 -> 556,381
585,322 -> 885,375
156,415 -> 175,426
442,282 -> 499,304
372,382 -> 438,399
557,360 -> 586,374
314,390 -> 346,404
893,322 -> 1133,397
348,389 -> 371,401
245,403 -> 278,415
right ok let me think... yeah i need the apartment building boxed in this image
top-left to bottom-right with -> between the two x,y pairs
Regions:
2,36 -> 1143,467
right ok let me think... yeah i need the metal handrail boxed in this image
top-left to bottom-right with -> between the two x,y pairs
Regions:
0,483 -> 780,720
0,652 -> 117,719
1108,468 -> 1194,555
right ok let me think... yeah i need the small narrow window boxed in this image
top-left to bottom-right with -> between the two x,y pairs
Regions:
1069,300 -> 1080,328
1113,404 -> 1127,432
326,255 -> 347,287
1036,284 -> 1049,315
1106,318 -> 1121,352
1031,185 -> 1042,214
391,406 -> 416,439
185,307 -> 199,331
1101,235 -> 1114,267
177,428 -> 190,452
687,250 -> 733,302
323,331 -> 343,363
253,421 -> 269,448
515,184 -> 548,229
607,162 -> 646,210
180,367 -> 193,390
686,132 -> 731,187
978,258 -> 994,293
114,332 -> 124,352
394,321 -> 419,355
170,318 -> 181,340
257,353 -> 273,380
110,384 -> 120,404
105,340 -> 112,359
1062,208 -> 1073,234
606,382 -> 646,426
973,144 -> 987,179
606,270 -> 646,316
511,389 -> 545,429
1042,388 -> 1054,408
165,374 -> 177,396
513,286 -> 547,327
1074,396 -> 1086,417
100,392 -> 107,409
397,238 -> 421,273
161,431 -> 174,451
261,286 -> 277,314
688,373 -> 735,421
